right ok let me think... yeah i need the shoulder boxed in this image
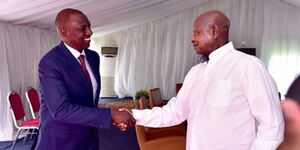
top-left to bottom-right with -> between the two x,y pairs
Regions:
38,43 -> 70,71
231,50 -> 267,71
231,50 -> 277,87
184,63 -> 206,83
39,45 -> 60,64
85,49 -> 100,59
85,49 -> 99,56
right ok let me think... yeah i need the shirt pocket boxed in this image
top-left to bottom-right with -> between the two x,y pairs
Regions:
205,80 -> 232,108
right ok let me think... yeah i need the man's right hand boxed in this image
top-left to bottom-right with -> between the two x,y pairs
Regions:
111,108 -> 135,131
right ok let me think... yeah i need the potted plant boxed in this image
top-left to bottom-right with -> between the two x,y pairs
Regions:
135,90 -> 149,99
134,90 -> 149,109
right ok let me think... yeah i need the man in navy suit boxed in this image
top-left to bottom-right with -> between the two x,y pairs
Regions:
35,8 -> 135,150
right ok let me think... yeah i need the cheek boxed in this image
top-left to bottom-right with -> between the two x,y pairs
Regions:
197,37 -> 206,47
71,32 -> 84,40
77,34 -> 84,40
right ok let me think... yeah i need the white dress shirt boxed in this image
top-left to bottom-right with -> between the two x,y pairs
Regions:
132,42 -> 284,150
64,42 -> 98,101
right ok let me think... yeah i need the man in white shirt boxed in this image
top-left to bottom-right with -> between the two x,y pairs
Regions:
120,10 -> 284,150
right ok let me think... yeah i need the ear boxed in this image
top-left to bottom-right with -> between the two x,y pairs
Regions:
210,25 -> 219,39
60,28 -> 68,37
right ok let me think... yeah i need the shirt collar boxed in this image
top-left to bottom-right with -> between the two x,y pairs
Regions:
208,41 -> 234,63
63,42 -> 86,59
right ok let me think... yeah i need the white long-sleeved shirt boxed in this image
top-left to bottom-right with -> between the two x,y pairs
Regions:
132,42 -> 284,150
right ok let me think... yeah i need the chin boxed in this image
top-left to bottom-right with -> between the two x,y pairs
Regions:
84,44 -> 90,49
195,50 -> 202,55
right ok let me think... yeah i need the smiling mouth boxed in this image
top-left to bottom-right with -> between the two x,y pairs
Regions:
84,38 -> 90,41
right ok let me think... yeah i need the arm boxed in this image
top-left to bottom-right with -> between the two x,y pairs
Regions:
131,65 -> 204,127
131,69 -> 197,127
128,64 -> 202,128
243,60 -> 284,150
132,97 -> 186,128
39,57 -> 112,128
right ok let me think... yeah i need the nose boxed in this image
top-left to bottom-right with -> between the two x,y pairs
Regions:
86,27 -> 93,36
191,35 -> 195,43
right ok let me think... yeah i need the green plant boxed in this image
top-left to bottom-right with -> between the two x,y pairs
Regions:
135,90 -> 149,99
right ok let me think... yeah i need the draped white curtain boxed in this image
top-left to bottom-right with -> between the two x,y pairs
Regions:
95,0 -> 291,99
114,13 -> 200,99
0,21 -> 59,141
261,0 -> 300,95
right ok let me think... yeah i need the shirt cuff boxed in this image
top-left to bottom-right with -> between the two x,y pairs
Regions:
250,138 -> 283,150
132,109 -> 144,123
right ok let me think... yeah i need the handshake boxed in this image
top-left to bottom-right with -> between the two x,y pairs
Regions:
111,107 -> 136,131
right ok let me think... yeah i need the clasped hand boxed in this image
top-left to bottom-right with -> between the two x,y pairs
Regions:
111,107 -> 135,131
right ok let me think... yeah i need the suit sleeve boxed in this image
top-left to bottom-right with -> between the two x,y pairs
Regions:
39,56 -> 112,129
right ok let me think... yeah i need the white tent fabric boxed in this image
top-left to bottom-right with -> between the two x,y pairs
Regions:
261,1 -> 300,96
0,0 -> 209,37
94,0 -> 300,99
0,21 -> 59,141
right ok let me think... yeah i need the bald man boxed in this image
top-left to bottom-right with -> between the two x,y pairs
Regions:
121,10 -> 284,150
35,8 -> 135,150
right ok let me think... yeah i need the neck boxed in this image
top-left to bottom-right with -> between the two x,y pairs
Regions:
63,41 -> 83,53
206,39 -> 229,56
215,39 -> 228,50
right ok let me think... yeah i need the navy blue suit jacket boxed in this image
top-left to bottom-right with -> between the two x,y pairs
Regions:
36,42 -> 111,150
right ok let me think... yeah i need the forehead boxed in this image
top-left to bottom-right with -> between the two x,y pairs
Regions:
67,13 -> 90,25
193,20 -> 205,31
193,15 -> 212,31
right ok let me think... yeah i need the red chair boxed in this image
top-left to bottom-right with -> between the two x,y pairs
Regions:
7,91 -> 40,150
25,87 -> 40,119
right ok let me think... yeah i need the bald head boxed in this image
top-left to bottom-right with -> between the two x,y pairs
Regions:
55,8 -> 84,31
191,10 -> 230,56
54,8 -> 93,51
194,10 -> 230,39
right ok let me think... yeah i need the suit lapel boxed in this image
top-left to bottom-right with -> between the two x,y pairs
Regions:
85,51 -> 100,85
58,42 -> 93,95
85,50 -> 101,105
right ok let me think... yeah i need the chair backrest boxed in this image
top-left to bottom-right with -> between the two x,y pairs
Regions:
148,88 -> 163,108
176,83 -> 183,94
139,97 -> 151,132
7,91 -> 25,127
25,87 -> 40,118
135,124 -> 147,150
139,97 -> 147,109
